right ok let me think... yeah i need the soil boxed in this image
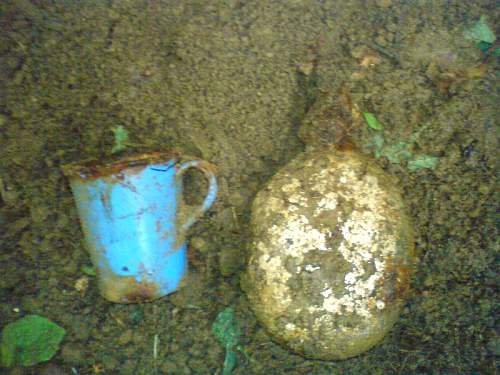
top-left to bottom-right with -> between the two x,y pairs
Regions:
0,0 -> 498,374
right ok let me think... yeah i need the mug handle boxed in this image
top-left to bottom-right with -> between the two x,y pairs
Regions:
175,159 -> 218,232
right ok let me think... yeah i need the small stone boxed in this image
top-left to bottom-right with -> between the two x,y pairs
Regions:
121,360 -> 138,374
297,61 -> 314,76
169,272 -> 206,308
62,258 -> 79,274
375,0 -> 392,8
73,319 -> 91,341
217,281 -> 238,305
190,237 -> 208,253
60,343 -> 85,365
215,207 -> 238,231
219,247 -> 243,276
117,329 -> 133,345
375,34 -> 387,46
74,276 -> 89,295
228,191 -> 247,207
424,276 -> 434,287
161,360 -> 180,373
20,295 -> 42,313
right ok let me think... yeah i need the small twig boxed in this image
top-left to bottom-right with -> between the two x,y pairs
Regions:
231,206 -> 238,224
153,334 -> 158,359
153,334 -> 159,374
368,43 -> 402,66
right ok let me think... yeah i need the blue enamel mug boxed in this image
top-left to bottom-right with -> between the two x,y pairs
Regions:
63,152 -> 217,303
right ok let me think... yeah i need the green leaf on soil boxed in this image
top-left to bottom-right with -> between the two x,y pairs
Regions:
222,350 -> 237,375
212,307 -> 241,375
81,265 -> 96,276
407,155 -> 439,172
464,16 -> 496,44
476,41 -> 492,53
380,141 -> 414,164
0,315 -> 66,368
368,128 -> 439,171
474,40 -> 500,58
363,112 -> 384,130
130,306 -> 144,325
111,125 -> 129,153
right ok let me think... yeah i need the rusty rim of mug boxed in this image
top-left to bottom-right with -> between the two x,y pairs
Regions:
62,151 -> 183,180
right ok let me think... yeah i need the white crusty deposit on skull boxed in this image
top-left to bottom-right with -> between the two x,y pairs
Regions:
253,154 -> 399,329
245,148 -> 414,360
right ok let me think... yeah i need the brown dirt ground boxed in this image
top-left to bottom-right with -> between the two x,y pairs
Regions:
0,0 -> 498,374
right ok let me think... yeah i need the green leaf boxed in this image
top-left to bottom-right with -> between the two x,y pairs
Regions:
407,155 -> 439,172
464,16 -> 496,44
81,265 -> 96,277
1,315 -> 66,368
380,142 -> 413,164
363,112 -> 384,130
130,306 -> 144,325
476,41 -> 492,53
222,350 -> 237,375
212,308 -> 241,375
212,308 -> 241,349
111,125 -> 129,153
370,133 -> 385,159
